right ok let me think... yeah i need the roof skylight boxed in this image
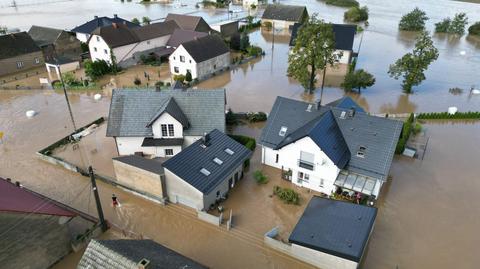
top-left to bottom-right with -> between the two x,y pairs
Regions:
225,148 -> 234,155
279,126 -> 288,136
213,157 -> 223,165
200,168 -> 211,176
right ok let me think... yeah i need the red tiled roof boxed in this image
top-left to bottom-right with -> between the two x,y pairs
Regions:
0,178 -> 77,217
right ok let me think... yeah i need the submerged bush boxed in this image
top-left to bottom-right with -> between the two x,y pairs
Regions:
344,6 -> 369,22
254,170 -> 268,184
435,13 -> 468,35
468,21 -> 480,36
273,186 -> 300,205
399,7 -> 428,31
395,113 -> 415,154
416,111 -> 480,120
325,0 -> 359,8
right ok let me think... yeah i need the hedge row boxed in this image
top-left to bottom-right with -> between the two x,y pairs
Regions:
395,113 -> 414,154
229,134 -> 256,151
417,111 -> 480,120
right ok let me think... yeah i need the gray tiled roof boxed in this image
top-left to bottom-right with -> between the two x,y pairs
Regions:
180,35 -> 229,63
106,88 -> 225,137
290,23 -> 357,51
162,129 -> 252,195
28,25 -> 63,47
262,4 -> 308,22
165,13 -> 211,32
289,196 -> 377,263
0,32 -> 41,60
166,29 -> 208,48
71,15 -> 138,34
147,97 -> 190,128
77,239 -> 207,269
260,96 -> 402,180
113,155 -> 164,175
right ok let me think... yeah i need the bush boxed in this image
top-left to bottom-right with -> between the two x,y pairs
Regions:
435,18 -> 451,33
273,186 -> 300,205
229,134 -> 256,151
262,21 -> 272,29
173,74 -> 185,82
155,81 -> 164,88
133,77 -> 141,85
435,13 -> 468,35
226,108 -> 238,125
185,70 -> 192,82
469,22 -> 480,35
80,42 -> 89,53
239,20 -> 261,33
325,0 -> 359,7
142,16 -> 151,25
247,112 -> 267,122
246,45 -> 263,57
412,123 -> 422,135
84,59 -> 112,80
254,170 -> 268,184
399,7 -> 428,31
61,72 -> 82,87
131,18 -> 140,25
344,6 -> 369,22
395,113 -> 414,154
342,69 -> 375,93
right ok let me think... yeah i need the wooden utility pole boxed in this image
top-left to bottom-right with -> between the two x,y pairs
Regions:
89,166 -> 108,232
271,22 -> 275,49
57,65 -> 77,132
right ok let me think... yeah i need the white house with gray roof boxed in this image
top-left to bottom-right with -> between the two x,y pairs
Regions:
106,88 -> 226,158
259,96 -> 402,199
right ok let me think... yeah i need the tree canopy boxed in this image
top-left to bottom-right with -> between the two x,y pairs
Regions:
469,21 -> 480,35
399,7 -> 428,31
342,69 -> 375,93
388,31 -> 439,93
142,16 -> 151,25
344,6 -> 369,22
84,60 -> 112,80
131,18 -> 140,25
288,14 -> 341,94
435,13 -> 468,35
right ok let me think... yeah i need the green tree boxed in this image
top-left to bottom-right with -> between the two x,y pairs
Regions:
344,6 -> 369,22
131,18 -> 140,25
288,14 -> 341,94
142,16 -> 151,25
61,72 -> 81,87
435,13 -> 468,35
0,26 -> 7,35
434,18 -> 451,33
84,60 -> 112,80
342,69 -> 375,93
469,21 -> 480,35
388,31 -> 439,93
240,33 -> 250,51
399,7 -> 428,31
185,70 -> 192,82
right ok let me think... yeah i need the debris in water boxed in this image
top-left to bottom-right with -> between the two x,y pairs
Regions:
460,50 -> 466,56
448,107 -> 458,115
471,89 -> 480,95
26,110 -> 36,118
94,94 -> 102,100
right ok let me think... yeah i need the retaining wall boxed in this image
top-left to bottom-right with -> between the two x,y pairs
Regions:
197,211 -> 223,226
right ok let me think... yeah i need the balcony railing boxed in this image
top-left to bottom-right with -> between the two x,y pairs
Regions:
298,159 -> 314,171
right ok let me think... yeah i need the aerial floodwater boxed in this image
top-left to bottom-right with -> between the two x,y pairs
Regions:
1,0 -> 480,268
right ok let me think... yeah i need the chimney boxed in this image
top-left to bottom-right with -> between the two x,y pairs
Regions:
6,178 -> 11,182
137,258 -> 150,269
348,107 -> 355,118
315,100 -> 321,110
202,132 -> 211,147
94,15 -> 99,19
15,181 -> 21,187
114,14 -> 118,19
112,23 -> 118,29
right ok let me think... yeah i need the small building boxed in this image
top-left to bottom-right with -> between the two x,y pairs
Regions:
106,88 -> 226,158
165,13 -> 213,33
0,32 -> 44,77
0,177 -> 96,269
261,4 -> 308,29
290,23 -> 357,64
211,20 -> 239,39
78,239 -> 208,269
259,96 -> 402,200
71,14 -> 138,43
162,129 -> 252,211
28,25 -> 82,62
88,20 -> 179,68
288,196 -> 377,269
169,35 -> 230,80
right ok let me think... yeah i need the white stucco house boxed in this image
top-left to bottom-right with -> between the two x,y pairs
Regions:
261,4 -> 308,29
106,88 -> 226,158
259,96 -> 403,200
71,14 -> 138,43
169,35 -> 230,80
88,20 -> 179,67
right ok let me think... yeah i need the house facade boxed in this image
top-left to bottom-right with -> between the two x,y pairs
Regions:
71,14 -> 138,43
261,4 -> 308,29
106,88 -> 226,158
28,25 -> 82,62
260,96 -> 403,200
169,35 -> 230,80
0,32 -> 44,77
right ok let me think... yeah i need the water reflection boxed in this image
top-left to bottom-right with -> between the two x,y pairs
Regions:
396,31 -> 419,49
379,94 -> 418,114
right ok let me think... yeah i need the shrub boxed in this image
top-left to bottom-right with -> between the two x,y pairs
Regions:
262,21 -> 273,29
469,22 -> 480,35
344,6 -> 369,22
133,77 -> 141,85
80,42 -> 89,53
226,108 -> 238,125
247,112 -> 267,122
185,70 -> 192,82
412,123 -> 422,135
173,74 -> 185,82
155,81 -> 164,88
395,113 -> 415,154
142,16 -> 151,25
131,18 -> 140,25
399,7 -> 428,31
229,134 -> 256,151
416,111 -> 480,120
246,45 -> 263,57
342,69 -> 375,93
273,186 -> 300,205
84,59 -> 112,80
254,170 -> 268,184
435,13 -> 468,35
435,18 -> 451,33
325,0 -> 359,7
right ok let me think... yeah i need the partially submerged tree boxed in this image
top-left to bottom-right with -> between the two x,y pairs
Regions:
469,22 -> 480,36
388,31 -> 439,93
142,16 -> 151,25
344,6 -> 369,22
131,18 -> 140,25
399,7 -> 428,31
435,13 -> 468,35
342,69 -> 375,93
84,60 -> 112,80
288,14 -> 341,95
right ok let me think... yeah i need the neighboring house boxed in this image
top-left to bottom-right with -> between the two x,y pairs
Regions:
0,177 -> 95,269
28,25 -> 82,62
78,239 -> 208,269
169,35 -> 230,80
165,13 -> 213,33
290,23 -> 357,64
261,4 -> 308,29
259,96 -> 402,199
288,196 -> 377,269
211,20 -> 239,39
0,32 -> 44,77
71,14 -> 138,43
162,129 -> 252,211
106,88 -> 226,158
243,0 -> 258,8
88,20 -> 179,67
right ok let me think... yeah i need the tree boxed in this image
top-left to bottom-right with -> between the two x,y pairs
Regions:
344,6 -> 369,22
142,16 -> 151,25
131,18 -> 140,25
399,7 -> 428,31
0,26 -> 7,35
435,13 -> 468,35
240,33 -> 250,51
388,31 -> 439,93
185,70 -> 192,82
288,14 -> 341,95
84,60 -> 112,80
342,69 -> 375,93
469,21 -> 480,36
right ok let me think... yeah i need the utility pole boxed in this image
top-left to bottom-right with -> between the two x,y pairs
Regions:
271,21 -> 275,50
57,65 -> 77,132
89,166 -> 108,232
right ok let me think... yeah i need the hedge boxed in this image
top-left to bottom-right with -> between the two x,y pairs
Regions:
417,111 -> 480,120
229,134 -> 256,151
395,113 -> 414,154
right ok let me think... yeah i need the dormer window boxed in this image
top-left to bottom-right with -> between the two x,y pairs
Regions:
161,124 -> 174,137
279,126 -> 288,137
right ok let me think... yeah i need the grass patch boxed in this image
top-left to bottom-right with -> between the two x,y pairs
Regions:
325,0 -> 359,7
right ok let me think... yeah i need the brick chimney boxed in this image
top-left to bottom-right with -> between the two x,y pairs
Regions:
112,23 -> 118,29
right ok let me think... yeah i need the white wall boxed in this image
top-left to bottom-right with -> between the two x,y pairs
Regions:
76,32 -> 89,43
151,113 -> 183,138
116,137 -> 181,157
262,137 -> 340,195
261,19 -> 296,29
337,49 -> 352,64
164,168 -> 204,210
89,35 -> 114,64
169,46 -> 230,80
291,243 -> 358,269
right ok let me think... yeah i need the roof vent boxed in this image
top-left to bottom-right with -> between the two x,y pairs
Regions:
113,14 -> 118,18
202,132 -> 211,147
279,126 -> 287,137
94,15 -> 99,19
340,111 -> 346,119
306,104 -> 313,112
137,258 -> 150,269
348,107 -> 355,118
200,168 -> 211,176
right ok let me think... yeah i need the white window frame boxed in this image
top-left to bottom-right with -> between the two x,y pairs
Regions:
34,58 -> 40,64
180,55 -> 185,62
168,124 -> 174,136
16,61 -> 24,69
174,66 -> 179,73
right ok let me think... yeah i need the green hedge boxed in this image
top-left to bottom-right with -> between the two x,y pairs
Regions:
325,0 -> 359,7
229,134 -> 256,151
395,113 -> 414,154
417,111 -> 480,119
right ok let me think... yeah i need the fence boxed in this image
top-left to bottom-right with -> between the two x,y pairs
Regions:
197,210 -> 223,226
0,69 -> 47,85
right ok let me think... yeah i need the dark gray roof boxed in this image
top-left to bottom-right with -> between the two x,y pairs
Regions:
113,155 -> 164,175
166,29 -> 208,48
0,32 -> 41,60
106,89 -> 225,137
326,96 -> 364,112
289,23 -> 357,51
141,137 -> 184,147
28,25 -> 63,47
165,13 -> 211,32
289,196 -> 377,263
133,20 -> 179,41
180,35 -> 229,63
262,4 -> 308,22
71,15 -> 138,34
260,96 -> 402,180
147,97 -> 189,128
162,129 -> 252,195
77,239 -> 207,269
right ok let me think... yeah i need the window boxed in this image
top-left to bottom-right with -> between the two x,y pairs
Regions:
213,64 -> 217,69
319,178 -> 324,187
161,124 -> 168,136
104,49 -> 108,55
173,56 -> 176,60
180,56 -> 185,62
16,61 -> 24,69
96,36 -> 100,42
275,154 -> 279,163
200,168 -> 211,176
297,172 -> 304,183
94,47 -> 97,52
304,173 -> 310,181
168,124 -> 174,136
189,60 -> 192,63
213,157 -> 223,165
165,149 -> 174,156
34,58 -> 40,64
279,126 -> 287,136
174,66 -> 179,73
216,190 -> 220,198
225,148 -> 234,155
299,151 -> 315,171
